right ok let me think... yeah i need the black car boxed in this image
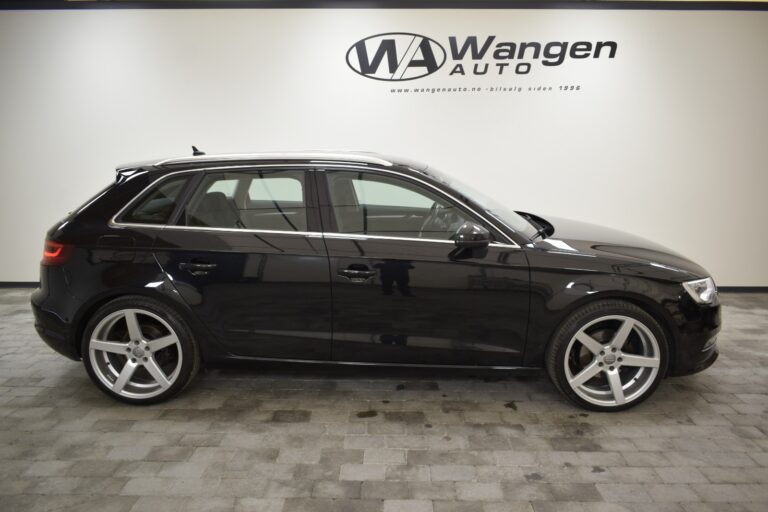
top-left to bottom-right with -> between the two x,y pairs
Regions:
31,151 -> 720,411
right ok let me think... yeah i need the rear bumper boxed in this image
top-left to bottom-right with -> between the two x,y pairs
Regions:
30,285 -> 80,361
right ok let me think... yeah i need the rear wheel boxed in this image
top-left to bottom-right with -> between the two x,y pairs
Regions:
546,300 -> 668,412
81,296 -> 199,404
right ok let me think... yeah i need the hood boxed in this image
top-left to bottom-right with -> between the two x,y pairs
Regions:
530,215 -> 710,282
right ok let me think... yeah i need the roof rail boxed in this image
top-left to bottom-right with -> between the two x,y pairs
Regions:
154,151 -> 395,168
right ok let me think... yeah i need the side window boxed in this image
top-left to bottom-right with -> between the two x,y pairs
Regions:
249,177 -> 303,202
120,176 -> 188,225
207,178 -> 237,198
326,171 -> 468,240
183,170 -> 307,232
352,179 -> 433,209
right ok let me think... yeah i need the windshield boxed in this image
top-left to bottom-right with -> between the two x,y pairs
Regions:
421,166 -> 539,240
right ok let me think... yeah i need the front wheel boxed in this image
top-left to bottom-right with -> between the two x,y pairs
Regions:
81,296 -> 200,405
546,300 -> 668,412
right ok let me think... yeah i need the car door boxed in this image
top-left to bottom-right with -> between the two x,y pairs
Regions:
318,168 -> 530,366
153,167 -> 332,360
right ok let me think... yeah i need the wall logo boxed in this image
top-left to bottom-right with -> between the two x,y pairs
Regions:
346,33 -> 447,81
347,33 -> 617,81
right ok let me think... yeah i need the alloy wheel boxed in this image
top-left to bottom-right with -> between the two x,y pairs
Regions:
564,314 -> 661,407
88,308 -> 183,399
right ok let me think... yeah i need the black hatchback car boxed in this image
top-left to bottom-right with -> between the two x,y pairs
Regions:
31,151 -> 720,411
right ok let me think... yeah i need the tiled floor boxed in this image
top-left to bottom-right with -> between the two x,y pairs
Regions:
1,288 -> 767,512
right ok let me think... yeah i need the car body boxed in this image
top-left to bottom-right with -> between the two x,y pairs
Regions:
31,151 -> 721,410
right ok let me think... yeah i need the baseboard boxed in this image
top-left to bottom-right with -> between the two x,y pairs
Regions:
718,286 -> 768,293
0,282 -> 38,288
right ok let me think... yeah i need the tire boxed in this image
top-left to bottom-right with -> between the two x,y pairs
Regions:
545,300 -> 668,412
81,295 -> 200,405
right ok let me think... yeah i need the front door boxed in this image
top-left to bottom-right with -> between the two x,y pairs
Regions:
153,168 -> 332,360
318,169 -> 529,366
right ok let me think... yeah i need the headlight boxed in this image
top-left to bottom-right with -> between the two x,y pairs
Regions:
682,277 -> 718,305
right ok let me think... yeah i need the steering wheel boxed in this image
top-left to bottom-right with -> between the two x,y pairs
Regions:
418,201 -> 441,238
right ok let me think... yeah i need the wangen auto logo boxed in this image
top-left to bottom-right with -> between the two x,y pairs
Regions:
346,32 -> 446,82
348,33 -> 619,81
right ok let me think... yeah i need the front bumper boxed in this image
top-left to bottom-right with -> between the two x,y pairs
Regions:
668,298 -> 721,377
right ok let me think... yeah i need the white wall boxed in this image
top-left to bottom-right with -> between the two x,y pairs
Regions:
1,8 -> 767,285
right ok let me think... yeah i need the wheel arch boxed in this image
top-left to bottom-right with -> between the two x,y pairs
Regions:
70,285 -> 213,362
534,288 -> 680,376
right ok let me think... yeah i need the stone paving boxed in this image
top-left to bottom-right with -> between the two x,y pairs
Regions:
1,288 -> 767,511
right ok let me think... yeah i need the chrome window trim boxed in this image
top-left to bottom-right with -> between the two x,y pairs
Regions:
110,223 -> 322,237
162,225 -> 319,237
323,232 -> 519,248
109,163 -> 521,249
323,233 -> 452,244
109,222 -> 520,248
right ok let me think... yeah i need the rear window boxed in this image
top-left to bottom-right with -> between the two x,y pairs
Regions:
120,177 -> 188,225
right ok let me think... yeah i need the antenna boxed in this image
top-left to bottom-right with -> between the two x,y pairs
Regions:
192,146 -> 205,156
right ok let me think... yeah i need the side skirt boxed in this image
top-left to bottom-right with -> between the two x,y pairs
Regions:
204,354 -> 542,371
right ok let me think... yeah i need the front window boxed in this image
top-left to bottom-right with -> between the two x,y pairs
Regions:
420,166 -> 539,240
327,171 -> 469,240
183,170 -> 307,231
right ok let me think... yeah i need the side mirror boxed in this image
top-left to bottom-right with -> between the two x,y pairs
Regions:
454,222 -> 490,249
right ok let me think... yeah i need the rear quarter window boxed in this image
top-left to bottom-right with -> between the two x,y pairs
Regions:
119,176 -> 189,225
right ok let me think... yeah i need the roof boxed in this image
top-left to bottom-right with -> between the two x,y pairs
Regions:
116,151 -> 426,172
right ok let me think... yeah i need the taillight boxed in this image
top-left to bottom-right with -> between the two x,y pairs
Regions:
42,240 -> 71,266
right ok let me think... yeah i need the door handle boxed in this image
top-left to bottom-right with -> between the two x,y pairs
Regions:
179,261 -> 217,275
339,268 -> 377,283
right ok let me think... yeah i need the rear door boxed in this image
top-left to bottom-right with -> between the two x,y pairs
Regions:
153,167 -> 332,360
